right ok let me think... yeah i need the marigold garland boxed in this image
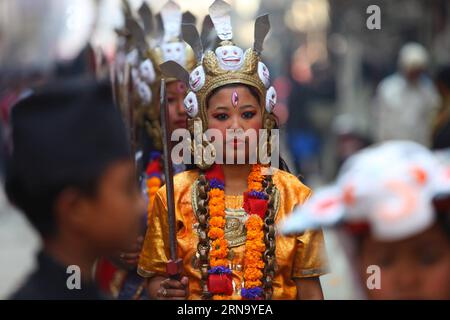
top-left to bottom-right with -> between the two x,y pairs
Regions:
205,170 -> 230,300
241,165 -> 267,299
145,152 -> 163,213
204,164 -> 269,300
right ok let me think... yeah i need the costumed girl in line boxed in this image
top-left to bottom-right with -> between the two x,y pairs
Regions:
138,0 -> 328,300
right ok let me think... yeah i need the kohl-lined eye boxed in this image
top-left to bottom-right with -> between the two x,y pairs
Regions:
214,113 -> 229,121
242,111 -> 256,119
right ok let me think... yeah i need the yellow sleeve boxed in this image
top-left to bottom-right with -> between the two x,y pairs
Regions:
137,190 -> 170,278
292,228 -> 329,278
289,180 -> 328,278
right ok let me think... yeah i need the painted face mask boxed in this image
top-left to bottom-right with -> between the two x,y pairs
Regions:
258,62 -> 270,88
139,59 -> 156,84
265,86 -> 277,113
126,49 -> 139,67
136,80 -> 152,105
189,66 -> 206,92
184,91 -> 199,117
215,45 -> 244,71
131,67 -> 140,85
162,42 -> 186,67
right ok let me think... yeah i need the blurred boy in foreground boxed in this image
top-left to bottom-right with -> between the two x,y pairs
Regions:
5,78 -> 145,299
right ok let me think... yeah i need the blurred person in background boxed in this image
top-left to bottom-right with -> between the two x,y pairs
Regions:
281,141 -> 450,299
432,65 -> 450,150
287,55 -> 336,183
373,43 -> 441,147
331,114 -> 372,179
5,78 -> 145,299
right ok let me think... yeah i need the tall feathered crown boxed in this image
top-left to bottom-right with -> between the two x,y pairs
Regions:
126,0 -> 196,106
160,0 -> 276,130
117,1 -> 199,150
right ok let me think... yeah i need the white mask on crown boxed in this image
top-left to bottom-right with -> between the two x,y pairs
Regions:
131,68 -> 140,85
265,86 -> 277,113
184,92 -> 199,117
258,62 -> 270,88
162,42 -> 186,67
215,45 -> 244,71
139,59 -> 156,84
136,81 -> 152,105
126,49 -> 139,67
189,66 -> 206,92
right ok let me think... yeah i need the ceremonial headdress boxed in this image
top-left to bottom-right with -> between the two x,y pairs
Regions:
160,0 -> 277,167
114,0 -> 197,150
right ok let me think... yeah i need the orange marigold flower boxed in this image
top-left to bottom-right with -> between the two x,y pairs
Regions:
147,177 -> 161,188
244,250 -> 262,260
244,258 -> 265,269
209,197 -> 223,206
244,280 -> 262,289
246,240 -> 266,252
210,239 -> 228,259
208,227 -> 224,240
212,238 -> 228,249
244,256 -> 262,267
249,184 -> 262,192
246,230 -> 264,241
210,258 -> 229,267
148,186 -> 160,195
209,205 -> 226,217
209,216 -> 225,228
209,189 -> 225,198
210,248 -> 228,259
246,215 -> 264,230
244,268 -> 263,281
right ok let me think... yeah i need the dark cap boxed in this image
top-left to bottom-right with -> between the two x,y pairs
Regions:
5,76 -> 131,235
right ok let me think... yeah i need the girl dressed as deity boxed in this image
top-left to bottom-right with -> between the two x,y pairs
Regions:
138,0 -> 328,300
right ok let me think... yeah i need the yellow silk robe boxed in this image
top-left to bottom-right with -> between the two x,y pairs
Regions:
138,168 -> 328,299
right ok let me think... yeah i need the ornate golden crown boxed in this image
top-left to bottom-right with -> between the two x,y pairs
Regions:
196,46 -> 265,125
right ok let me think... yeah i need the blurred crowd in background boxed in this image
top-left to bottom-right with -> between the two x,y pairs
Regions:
1,0 -> 450,299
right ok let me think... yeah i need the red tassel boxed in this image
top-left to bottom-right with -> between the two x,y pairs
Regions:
207,274 -> 233,295
243,192 -> 268,219
205,164 -> 225,182
146,159 -> 161,175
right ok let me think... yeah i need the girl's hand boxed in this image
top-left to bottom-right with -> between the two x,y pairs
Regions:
156,276 -> 190,300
